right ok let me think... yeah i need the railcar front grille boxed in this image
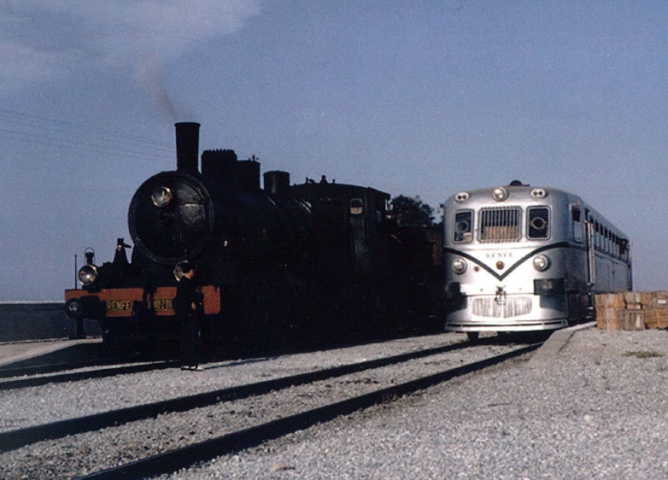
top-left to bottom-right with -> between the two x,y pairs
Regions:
479,207 -> 522,243
471,297 -> 533,318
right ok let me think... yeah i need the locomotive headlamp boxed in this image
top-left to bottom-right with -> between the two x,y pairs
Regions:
78,264 -> 99,286
492,187 -> 508,202
452,257 -> 467,274
151,186 -> 173,208
173,261 -> 186,281
532,254 -> 551,271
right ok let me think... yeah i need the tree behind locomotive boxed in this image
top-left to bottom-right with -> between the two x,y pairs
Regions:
65,123 -> 438,346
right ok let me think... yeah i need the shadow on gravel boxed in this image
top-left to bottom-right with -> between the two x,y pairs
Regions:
460,331 -> 554,349
0,314 -> 447,373
0,341 -> 180,374
213,314 -> 447,363
494,331 -> 554,345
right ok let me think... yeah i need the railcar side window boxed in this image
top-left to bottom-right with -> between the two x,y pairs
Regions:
604,229 -> 609,253
454,211 -> 473,243
527,207 -> 550,239
571,207 -> 582,243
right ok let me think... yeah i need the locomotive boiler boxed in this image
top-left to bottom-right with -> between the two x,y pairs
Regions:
65,123 -> 437,345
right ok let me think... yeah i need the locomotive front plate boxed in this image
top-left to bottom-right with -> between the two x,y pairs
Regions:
65,286 -> 221,317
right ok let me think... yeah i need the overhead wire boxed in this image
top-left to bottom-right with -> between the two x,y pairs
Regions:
0,127 -> 172,164
0,107 -> 176,164
0,134 -> 171,164
0,107 -> 173,150
0,116 -> 174,154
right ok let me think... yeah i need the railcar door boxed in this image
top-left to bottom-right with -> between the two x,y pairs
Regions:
585,209 -> 596,286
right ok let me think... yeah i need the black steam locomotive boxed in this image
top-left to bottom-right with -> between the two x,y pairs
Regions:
65,123 -> 440,346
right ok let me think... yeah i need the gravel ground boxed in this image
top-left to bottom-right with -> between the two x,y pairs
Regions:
0,338 -> 515,480
159,328 -> 668,480
0,332 -> 523,479
0,333 -> 466,433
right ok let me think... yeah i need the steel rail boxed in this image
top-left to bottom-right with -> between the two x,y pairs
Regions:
0,340 -> 473,452
76,343 -> 541,480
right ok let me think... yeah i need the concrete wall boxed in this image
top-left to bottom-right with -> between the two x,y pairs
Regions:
0,302 -> 102,342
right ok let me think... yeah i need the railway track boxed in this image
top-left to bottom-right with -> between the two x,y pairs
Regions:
0,336 -> 543,480
0,340 -> 472,451
80,343 -> 541,480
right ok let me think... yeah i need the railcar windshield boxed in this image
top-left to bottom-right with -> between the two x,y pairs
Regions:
454,211 -> 473,243
527,207 -> 550,239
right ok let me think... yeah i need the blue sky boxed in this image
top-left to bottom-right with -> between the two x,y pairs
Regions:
1,0 -> 666,300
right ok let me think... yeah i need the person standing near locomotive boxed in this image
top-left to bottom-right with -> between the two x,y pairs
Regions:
174,262 -> 204,371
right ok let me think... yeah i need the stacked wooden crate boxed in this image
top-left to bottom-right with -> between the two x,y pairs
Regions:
595,293 -> 626,330
596,292 -> 668,330
645,294 -> 668,329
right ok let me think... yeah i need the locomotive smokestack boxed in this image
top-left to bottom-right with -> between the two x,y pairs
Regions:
175,122 -> 200,174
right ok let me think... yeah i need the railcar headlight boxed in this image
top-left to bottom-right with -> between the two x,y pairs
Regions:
454,192 -> 470,203
492,187 -> 508,202
531,188 -> 547,199
78,264 -> 99,286
532,255 -> 551,271
151,186 -> 173,208
452,258 -> 468,274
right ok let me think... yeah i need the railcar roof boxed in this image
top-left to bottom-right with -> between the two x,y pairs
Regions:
446,184 -> 576,206
445,183 -> 628,238
450,184 -> 573,198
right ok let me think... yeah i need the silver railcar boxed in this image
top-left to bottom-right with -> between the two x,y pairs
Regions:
443,181 -> 632,339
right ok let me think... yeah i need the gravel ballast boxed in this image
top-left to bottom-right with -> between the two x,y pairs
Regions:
162,329 -> 668,480
3,332 -> 527,479
0,333 -> 466,433
0,337 -> 516,480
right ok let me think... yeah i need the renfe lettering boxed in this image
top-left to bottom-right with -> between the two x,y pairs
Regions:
485,252 -> 514,259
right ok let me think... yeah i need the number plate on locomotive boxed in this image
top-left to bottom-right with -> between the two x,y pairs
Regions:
106,298 -> 173,313
106,300 -> 134,313
153,298 -> 173,311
